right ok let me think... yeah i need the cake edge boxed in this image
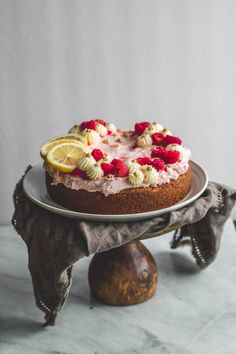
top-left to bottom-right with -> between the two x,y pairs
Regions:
45,165 -> 192,215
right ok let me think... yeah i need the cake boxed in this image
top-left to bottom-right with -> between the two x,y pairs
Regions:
40,119 -> 192,214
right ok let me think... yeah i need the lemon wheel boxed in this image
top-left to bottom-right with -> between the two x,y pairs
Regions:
40,134 -> 87,159
46,142 -> 88,172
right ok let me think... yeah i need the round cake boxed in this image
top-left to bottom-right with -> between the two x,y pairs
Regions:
41,119 -> 192,214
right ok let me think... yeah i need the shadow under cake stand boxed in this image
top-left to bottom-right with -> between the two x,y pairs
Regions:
23,161 -> 208,306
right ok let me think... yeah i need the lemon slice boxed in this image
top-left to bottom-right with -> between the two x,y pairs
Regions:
40,134 -> 87,159
46,142 -> 88,172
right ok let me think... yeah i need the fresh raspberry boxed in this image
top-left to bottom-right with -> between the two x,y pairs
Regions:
80,121 -> 88,130
151,147 -> 166,159
101,163 -> 115,176
162,135 -> 182,147
86,120 -> 97,131
136,157 -> 152,165
96,119 -> 106,126
151,158 -> 166,171
151,147 -> 179,163
71,168 -> 88,179
111,158 -> 123,166
151,133 -> 164,145
91,149 -> 105,161
134,122 -> 150,135
114,161 -> 129,177
163,150 -> 180,164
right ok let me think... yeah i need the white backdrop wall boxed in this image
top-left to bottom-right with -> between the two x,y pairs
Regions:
0,0 -> 236,224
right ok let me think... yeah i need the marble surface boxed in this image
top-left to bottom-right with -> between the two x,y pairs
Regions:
0,221 -> 235,354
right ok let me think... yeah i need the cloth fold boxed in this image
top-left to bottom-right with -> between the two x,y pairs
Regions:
12,166 -> 236,326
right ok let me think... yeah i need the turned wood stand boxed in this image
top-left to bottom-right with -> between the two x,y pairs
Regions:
88,224 -> 181,305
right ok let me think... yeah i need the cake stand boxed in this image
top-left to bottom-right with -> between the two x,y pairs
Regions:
87,225 -> 182,306
23,161 -> 208,306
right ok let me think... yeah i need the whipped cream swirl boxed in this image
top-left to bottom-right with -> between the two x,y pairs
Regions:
86,163 -> 104,180
78,154 -> 96,171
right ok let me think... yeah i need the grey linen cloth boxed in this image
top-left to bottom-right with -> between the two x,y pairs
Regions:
12,166 -> 236,326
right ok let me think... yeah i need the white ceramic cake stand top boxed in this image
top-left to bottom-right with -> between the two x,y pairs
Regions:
23,161 -> 208,222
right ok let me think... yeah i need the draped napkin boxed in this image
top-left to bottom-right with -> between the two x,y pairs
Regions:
12,166 -> 236,326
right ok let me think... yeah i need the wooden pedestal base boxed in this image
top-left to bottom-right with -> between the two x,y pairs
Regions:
88,240 -> 158,306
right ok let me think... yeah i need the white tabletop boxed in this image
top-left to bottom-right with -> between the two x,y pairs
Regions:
0,220 -> 235,354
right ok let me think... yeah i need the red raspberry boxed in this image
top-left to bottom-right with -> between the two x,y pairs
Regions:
162,135 -> 182,147
163,150 -> 180,164
151,147 -> 166,159
101,163 -> 115,176
95,119 -> 106,126
136,157 -> 152,165
111,159 -> 129,177
71,168 -> 88,179
114,161 -> 129,177
151,133 -> 164,145
91,149 -> 105,161
86,120 -> 97,131
151,158 -> 166,171
134,122 -> 150,135
112,158 -> 129,177
111,158 -> 123,166
151,147 -> 180,163
80,121 -> 88,130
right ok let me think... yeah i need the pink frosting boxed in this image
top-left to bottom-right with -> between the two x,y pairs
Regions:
87,130 -> 153,160
45,130 -> 191,196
